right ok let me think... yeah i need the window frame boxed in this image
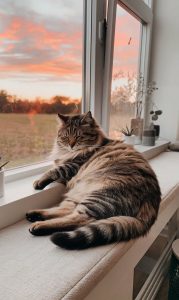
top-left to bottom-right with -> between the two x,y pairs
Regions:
83,0 -> 107,123
101,0 -> 153,134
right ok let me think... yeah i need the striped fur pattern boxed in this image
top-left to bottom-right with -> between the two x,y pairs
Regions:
26,112 -> 161,249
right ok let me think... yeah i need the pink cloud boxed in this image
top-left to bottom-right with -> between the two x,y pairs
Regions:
113,13 -> 141,74
0,14 -> 82,79
0,9 -> 141,81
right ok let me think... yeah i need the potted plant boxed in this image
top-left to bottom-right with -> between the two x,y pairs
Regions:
149,108 -> 163,139
121,126 -> 135,145
0,158 -> 9,198
131,76 -> 159,144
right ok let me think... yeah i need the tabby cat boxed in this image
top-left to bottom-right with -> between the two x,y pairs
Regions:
26,112 -> 161,250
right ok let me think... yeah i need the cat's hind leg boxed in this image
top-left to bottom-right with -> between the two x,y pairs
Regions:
26,199 -> 77,222
29,211 -> 93,236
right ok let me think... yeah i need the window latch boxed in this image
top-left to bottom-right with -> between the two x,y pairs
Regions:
98,19 -> 107,44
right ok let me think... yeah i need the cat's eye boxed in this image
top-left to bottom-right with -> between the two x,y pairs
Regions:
61,136 -> 69,142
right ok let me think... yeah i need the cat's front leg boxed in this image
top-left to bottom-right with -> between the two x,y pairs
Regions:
33,169 -> 60,190
33,157 -> 85,190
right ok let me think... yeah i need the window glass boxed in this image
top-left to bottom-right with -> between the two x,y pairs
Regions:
0,0 -> 83,168
109,4 -> 141,139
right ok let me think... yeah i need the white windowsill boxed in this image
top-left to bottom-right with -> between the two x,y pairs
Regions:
0,139 -> 170,230
5,160 -> 53,183
135,139 -> 170,160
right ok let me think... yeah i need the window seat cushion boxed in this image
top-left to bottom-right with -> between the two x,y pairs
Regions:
0,152 -> 179,300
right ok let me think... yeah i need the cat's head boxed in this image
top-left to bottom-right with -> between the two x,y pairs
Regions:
57,111 -> 105,151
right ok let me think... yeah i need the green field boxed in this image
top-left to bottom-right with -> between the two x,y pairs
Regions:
0,114 -> 58,168
0,111 -> 132,169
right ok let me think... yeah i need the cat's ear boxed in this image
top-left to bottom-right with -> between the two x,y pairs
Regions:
57,113 -> 69,124
81,111 -> 93,125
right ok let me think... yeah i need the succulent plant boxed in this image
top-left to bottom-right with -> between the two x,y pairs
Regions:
121,125 -> 134,136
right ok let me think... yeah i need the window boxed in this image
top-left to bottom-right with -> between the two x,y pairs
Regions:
0,0 -> 153,172
0,0 -> 83,168
109,4 -> 142,139
101,0 -> 153,135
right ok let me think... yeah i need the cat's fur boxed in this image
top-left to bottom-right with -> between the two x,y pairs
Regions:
26,112 -> 161,250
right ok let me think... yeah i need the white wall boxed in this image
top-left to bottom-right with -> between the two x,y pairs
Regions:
149,0 -> 179,142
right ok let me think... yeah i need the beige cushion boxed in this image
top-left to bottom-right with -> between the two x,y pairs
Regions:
0,152 -> 179,300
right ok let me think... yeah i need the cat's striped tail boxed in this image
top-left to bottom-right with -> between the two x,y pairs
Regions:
50,202 -> 159,250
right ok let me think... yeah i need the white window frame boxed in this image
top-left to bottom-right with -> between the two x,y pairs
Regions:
83,0 -> 107,123
94,0 -> 153,134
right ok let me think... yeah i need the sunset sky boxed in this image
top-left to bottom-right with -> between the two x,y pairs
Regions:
112,5 -> 141,93
0,0 -> 140,101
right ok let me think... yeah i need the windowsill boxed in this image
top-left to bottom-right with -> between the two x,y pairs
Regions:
0,139 -> 170,230
2,173 -> 53,206
5,160 -> 53,183
134,138 -> 170,160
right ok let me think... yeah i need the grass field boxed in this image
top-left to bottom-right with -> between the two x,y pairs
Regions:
0,111 -> 133,169
0,114 -> 58,168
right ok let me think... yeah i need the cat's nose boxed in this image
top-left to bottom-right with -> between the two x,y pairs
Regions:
69,139 -> 76,149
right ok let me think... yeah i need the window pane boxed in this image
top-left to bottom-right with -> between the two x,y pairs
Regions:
0,0 -> 83,168
109,4 -> 141,139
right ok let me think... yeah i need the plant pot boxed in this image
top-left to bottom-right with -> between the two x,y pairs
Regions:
131,118 -> 144,145
154,125 -> 160,140
124,135 -> 135,145
0,168 -> 4,198
142,129 -> 156,146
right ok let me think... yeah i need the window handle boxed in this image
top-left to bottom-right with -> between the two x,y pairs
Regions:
98,19 -> 107,44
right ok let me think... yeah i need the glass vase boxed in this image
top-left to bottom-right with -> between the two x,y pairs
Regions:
131,118 -> 144,145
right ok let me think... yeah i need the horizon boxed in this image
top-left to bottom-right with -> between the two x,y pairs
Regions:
0,0 -> 140,101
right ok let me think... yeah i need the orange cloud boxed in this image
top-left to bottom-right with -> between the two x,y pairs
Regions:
0,8 -> 140,82
0,17 -> 21,40
0,14 -> 82,79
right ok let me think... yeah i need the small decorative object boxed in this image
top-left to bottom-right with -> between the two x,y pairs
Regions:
131,118 -> 144,145
0,158 -> 9,198
142,129 -> 156,146
121,126 -> 135,145
131,76 -> 159,145
153,125 -> 160,139
150,109 -> 163,139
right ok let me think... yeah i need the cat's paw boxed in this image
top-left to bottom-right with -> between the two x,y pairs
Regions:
26,211 -> 44,222
29,222 -> 53,236
29,222 -> 44,235
33,179 -> 44,190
